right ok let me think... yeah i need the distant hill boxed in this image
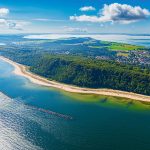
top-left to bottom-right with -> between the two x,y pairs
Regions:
1,36 -> 149,66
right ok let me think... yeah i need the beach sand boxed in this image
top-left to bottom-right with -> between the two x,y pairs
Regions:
0,56 -> 150,102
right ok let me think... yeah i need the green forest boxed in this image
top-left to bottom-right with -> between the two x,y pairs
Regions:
30,55 -> 150,96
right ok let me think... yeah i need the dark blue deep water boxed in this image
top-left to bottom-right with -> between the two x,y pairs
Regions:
0,59 -> 150,150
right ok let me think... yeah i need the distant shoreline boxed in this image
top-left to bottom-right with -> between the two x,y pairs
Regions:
0,56 -> 150,102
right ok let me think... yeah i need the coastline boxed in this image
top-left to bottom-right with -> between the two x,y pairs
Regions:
0,56 -> 150,102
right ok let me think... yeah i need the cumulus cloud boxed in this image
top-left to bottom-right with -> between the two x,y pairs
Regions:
0,8 -> 9,17
0,19 -> 30,30
6,20 -> 30,30
0,7 -> 29,30
70,3 -> 150,24
80,6 -> 96,11
70,15 -> 101,22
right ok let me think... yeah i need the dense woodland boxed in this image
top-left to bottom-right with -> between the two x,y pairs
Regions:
30,55 -> 150,95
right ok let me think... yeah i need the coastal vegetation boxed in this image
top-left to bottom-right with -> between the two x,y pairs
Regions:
30,55 -> 150,96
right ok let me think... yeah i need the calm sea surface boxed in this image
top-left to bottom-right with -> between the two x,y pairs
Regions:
0,54 -> 150,149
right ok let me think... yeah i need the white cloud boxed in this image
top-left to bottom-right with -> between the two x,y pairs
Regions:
0,8 -> 9,17
33,18 -> 67,22
70,3 -> 150,24
80,6 -> 96,12
64,26 -> 87,33
0,19 -> 6,24
70,15 -> 102,22
0,7 -> 30,30
7,20 -> 30,30
0,7 -> 30,31
0,19 -> 30,30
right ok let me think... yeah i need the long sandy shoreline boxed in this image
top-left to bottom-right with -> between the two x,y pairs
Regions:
0,56 -> 150,102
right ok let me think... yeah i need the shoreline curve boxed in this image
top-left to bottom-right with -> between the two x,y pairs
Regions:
0,56 -> 150,102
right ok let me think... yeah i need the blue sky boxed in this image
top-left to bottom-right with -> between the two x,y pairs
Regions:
0,0 -> 150,34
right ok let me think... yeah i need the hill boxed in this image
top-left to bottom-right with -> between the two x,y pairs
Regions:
30,55 -> 150,96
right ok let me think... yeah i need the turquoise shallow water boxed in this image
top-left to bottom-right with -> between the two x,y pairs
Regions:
1,59 -> 150,150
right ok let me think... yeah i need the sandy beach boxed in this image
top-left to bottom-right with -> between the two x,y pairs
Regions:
0,56 -> 150,102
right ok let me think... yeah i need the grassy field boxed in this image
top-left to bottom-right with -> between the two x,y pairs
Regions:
108,42 -> 144,51
88,41 -> 145,51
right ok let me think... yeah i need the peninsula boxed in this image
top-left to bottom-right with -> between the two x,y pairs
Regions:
0,56 -> 150,102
